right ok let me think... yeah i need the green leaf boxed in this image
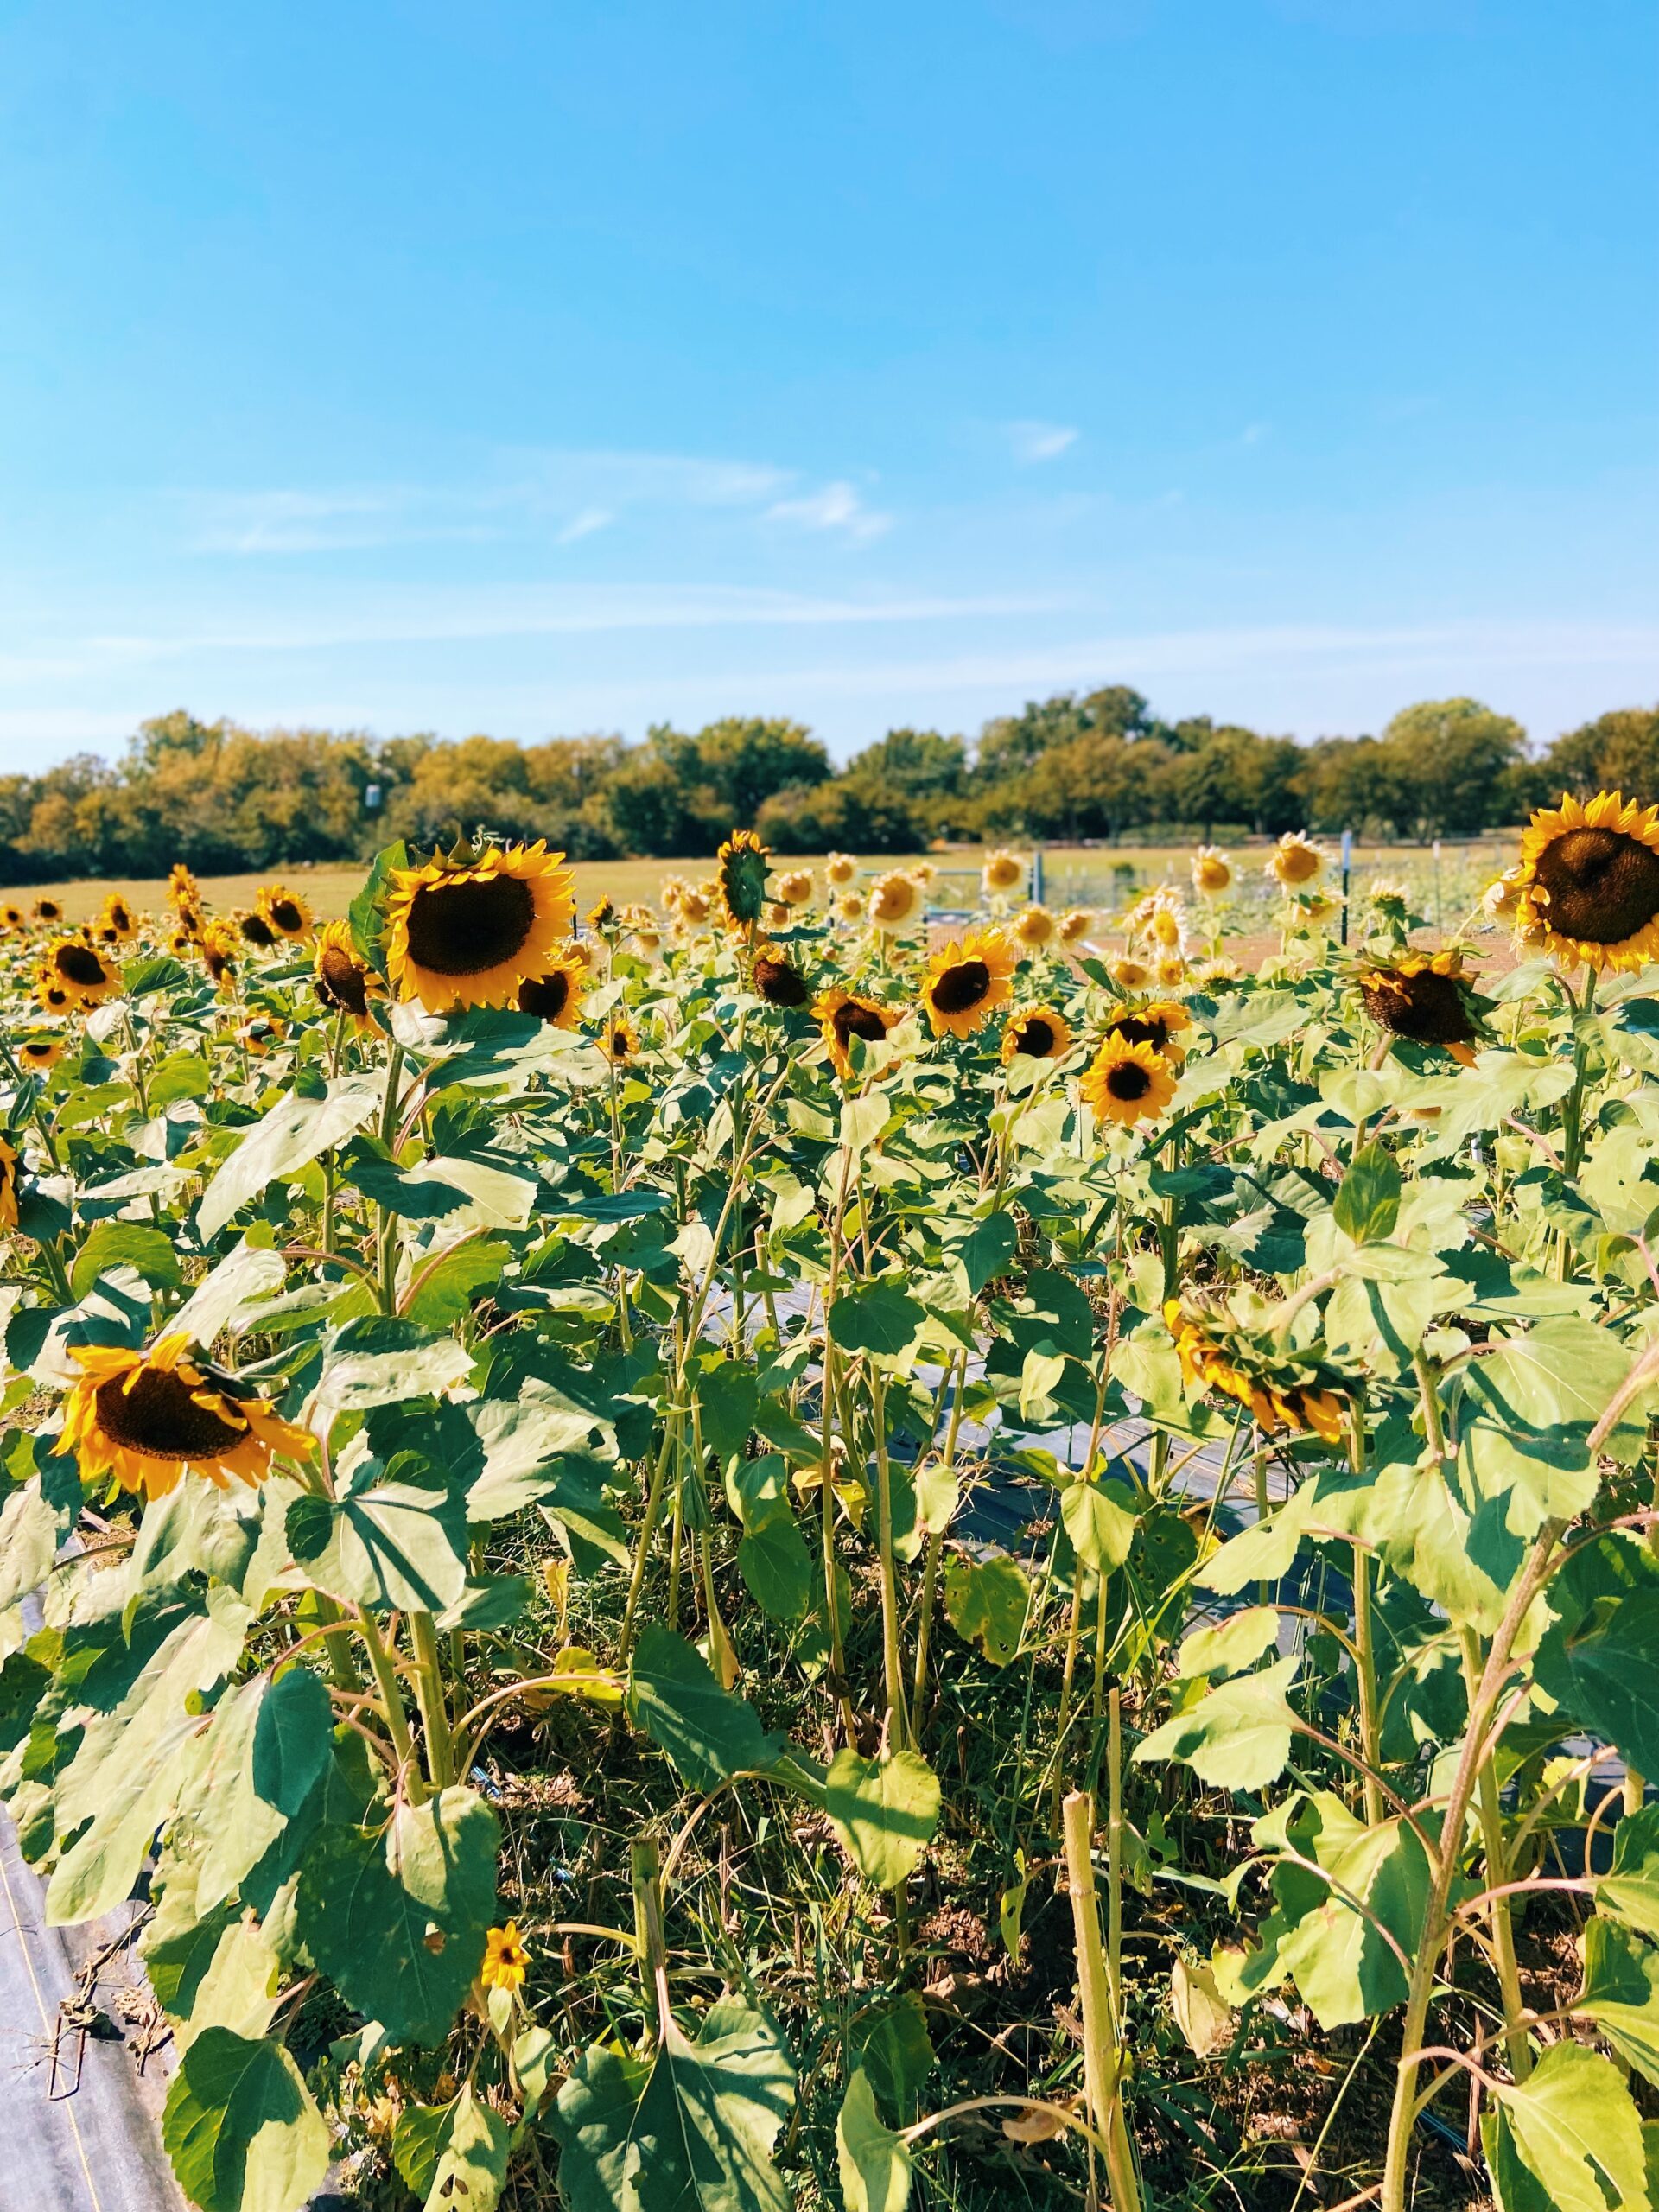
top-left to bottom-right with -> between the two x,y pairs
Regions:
176,1919 -> 284,2049
287,1459 -> 469,1615
943,1553 -> 1030,1666
737,1513 -> 814,1622
1272,1802 -> 1436,2029
1492,2043 -> 1648,2212
161,2029 -> 330,2212
1599,1806 -> 1659,1942
849,1992 -> 935,2125
392,2103 -> 452,2197
293,1786 -> 499,2045
828,1281 -> 925,1359
404,1238 -> 512,1331
626,1624 -> 781,1790
824,1750 -> 941,1889
1171,1955 -> 1235,2057
696,1358 -> 760,1458
837,2069 -> 912,2212
1179,1606 -> 1281,1681
1466,1315 -> 1636,1439
168,1241 -> 290,1345
422,2085 -> 511,2212
1059,1479 -> 1137,1574
197,1077 -> 382,1243
1535,1590 -> 1659,1781
1135,1655 -> 1300,1793
1332,1141 -> 1401,1245
551,1999 -> 795,2212
314,1314 -> 474,1415
957,1211 -> 1019,1295
70,1220 -> 184,1299
1578,1917 -> 1659,2084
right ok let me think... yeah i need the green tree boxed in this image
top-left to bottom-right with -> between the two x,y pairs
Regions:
753,771 -> 929,854
845,728 -> 967,800
1376,698 -> 1526,838
1544,706 -> 1659,803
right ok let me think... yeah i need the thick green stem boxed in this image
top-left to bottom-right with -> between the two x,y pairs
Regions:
1459,1625 -> 1530,2082
869,1367 -> 912,1751
409,1611 -> 454,1789
618,1406 -> 682,1672
1062,1790 -> 1143,2212
1351,1544 -> 1384,1831
356,1610 -> 427,1806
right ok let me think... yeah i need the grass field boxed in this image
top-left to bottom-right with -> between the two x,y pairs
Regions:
12,835 -> 1516,936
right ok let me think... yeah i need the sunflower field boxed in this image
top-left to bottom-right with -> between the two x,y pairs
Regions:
7,798 -> 1659,2212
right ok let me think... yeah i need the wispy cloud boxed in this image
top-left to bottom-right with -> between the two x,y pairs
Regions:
1238,422 -> 1269,448
1006,420 -> 1079,463
763,480 -> 891,543
556,507 -> 613,544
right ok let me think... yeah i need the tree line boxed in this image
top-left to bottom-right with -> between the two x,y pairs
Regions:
1,691 -> 1655,883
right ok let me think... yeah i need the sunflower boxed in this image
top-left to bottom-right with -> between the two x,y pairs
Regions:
1513,791 -> 1659,971
0,1135 -> 18,1230
44,936 -> 118,1007
1081,1035 -> 1176,1128
766,902 -> 792,930
1000,1003 -> 1073,1063
1267,832 -> 1325,888
921,931 -> 1015,1038
752,947 -> 813,1008
867,871 -> 922,931
982,849 -> 1026,894
60,1334 -> 315,1501
168,863 -> 200,911
168,927 -> 196,957
32,898 -> 62,925
1109,955 -> 1153,991
1192,958 -> 1243,988
1368,878 -> 1410,921
836,891 -> 865,925
480,1921 -> 530,1993
825,851 -> 858,887
385,842 -> 575,1014
659,874 -> 691,912
815,986 -> 898,1079
1012,905 -> 1056,950
238,909 -> 278,948
99,893 -> 137,940
17,1035 -> 63,1073
715,829 -> 772,929
1359,949 -> 1484,1065
598,1014 -> 641,1065
677,883 -> 715,928
257,882 -> 313,939
1482,868 -> 1523,922
517,951 -> 588,1029
238,1017 -> 285,1057
1146,899 -> 1186,952
773,868 -> 814,908
1101,998 -> 1193,1063
200,922 -> 240,989
1,903 -> 22,931
588,895 -> 617,933
1165,1296 -> 1347,1445
175,903 -> 204,941
1192,846 -> 1233,897
1155,955 -> 1188,989
1058,908 -> 1093,945
35,972 -> 74,1014
314,919 -> 378,1027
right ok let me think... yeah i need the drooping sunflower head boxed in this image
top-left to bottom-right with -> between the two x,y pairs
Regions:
659,874 -> 691,913
982,848 -> 1026,894
676,881 -> 715,928
1164,1295 -> 1348,1445
1268,832 -> 1325,888
61,1334 -> 316,1501
815,986 -> 898,1080
313,919 -> 378,1027
588,895 -> 617,934
1482,868 -> 1524,923
480,1921 -> 530,1993
45,936 -> 118,1007
1080,1035 -> 1177,1128
238,908 -> 278,948
1109,955 -> 1153,991
1192,846 -> 1233,897
1514,791 -> 1659,971
385,842 -> 576,1014
773,868 -> 815,909
825,850 -> 858,887
1000,1002 -> 1073,1065
867,870 -> 922,931
517,950 -> 588,1030
238,1017 -> 285,1057
99,893 -> 137,939
1012,905 -> 1056,950
598,1014 -> 641,1065
168,863 -> 200,911
922,930 -> 1016,1038
1102,998 -> 1193,1063
1058,908 -> 1093,945
715,829 -> 772,929
17,1034 -> 63,1074
257,882 -> 313,939
1359,948 -> 1484,1064
1368,878 -> 1411,923
200,921 -> 240,988
752,947 -> 813,1009
32,898 -> 62,925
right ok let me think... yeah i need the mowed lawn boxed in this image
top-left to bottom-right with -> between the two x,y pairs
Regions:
10,836 -> 1516,931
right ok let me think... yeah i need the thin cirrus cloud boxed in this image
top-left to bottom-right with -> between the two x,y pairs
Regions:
762,480 -> 891,543
1005,420 -> 1080,463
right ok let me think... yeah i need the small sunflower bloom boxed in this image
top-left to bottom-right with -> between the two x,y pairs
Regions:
1000,1003 -> 1072,1064
1192,846 -> 1233,898
200,921 -> 240,989
982,848 -> 1026,895
676,883 -> 714,928
1101,998 -> 1193,1064
825,851 -> 858,887
1155,955 -> 1187,989
238,909 -> 279,948
1058,908 -> 1093,945
598,1014 -> 641,1065
1012,905 -> 1056,950
773,868 -> 814,908
1081,1035 -> 1176,1128
32,898 -> 63,925
1267,832 -> 1325,889
43,937 -> 118,1007
168,864 -> 200,912
867,871 -> 922,931
238,1017 -> 285,1057
257,883 -> 313,940
815,987 -> 898,1079
314,920 -> 378,1027
17,1035 -> 63,1074
99,893 -> 138,941
61,1334 -> 315,1501
921,931 -> 1015,1038
517,952 -> 588,1029
1,903 -> 24,931
752,947 -> 813,1008
385,842 -> 576,1014
1109,955 -> 1153,992
835,891 -> 865,925
480,1922 -> 530,1993
0,1134 -> 19,1230
1513,791 -> 1659,971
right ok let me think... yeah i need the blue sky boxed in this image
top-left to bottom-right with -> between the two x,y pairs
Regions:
0,0 -> 1652,770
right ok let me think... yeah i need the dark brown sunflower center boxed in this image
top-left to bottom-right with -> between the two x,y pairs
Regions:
405,874 -> 536,976
1534,826 -> 1659,944
241,912 -> 276,945
22,1042 -> 54,1062
93,1367 -> 247,1462
931,960 -> 990,1015
1014,1017 -> 1057,1057
1362,970 -> 1472,1046
1106,1060 -> 1153,1101
318,944 -> 371,1015
518,970 -> 571,1021
40,903 -> 60,918
608,1025 -> 634,1059
1108,1014 -> 1168,1052
753,957 -> 810,1008
270,899 -> 303,931
110,905 -> 130,929
55,944 -> 107,987
833,1001 -> 890,1051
